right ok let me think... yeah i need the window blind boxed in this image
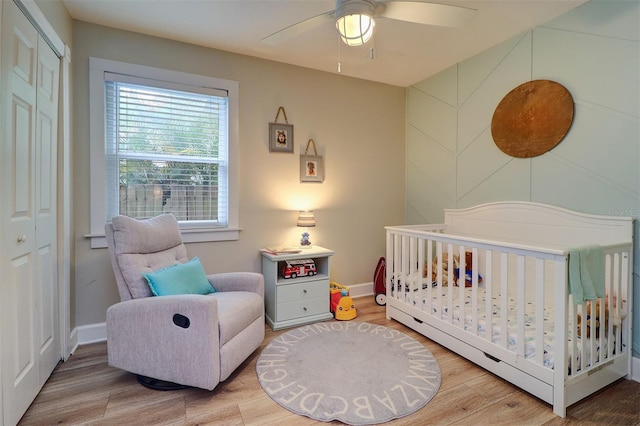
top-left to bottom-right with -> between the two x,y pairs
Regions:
104,73 -> 229,226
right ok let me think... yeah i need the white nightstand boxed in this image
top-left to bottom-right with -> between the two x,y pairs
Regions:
261,246 -> 334,330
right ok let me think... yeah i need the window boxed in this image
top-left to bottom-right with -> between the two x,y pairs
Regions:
88,58 -> 239,248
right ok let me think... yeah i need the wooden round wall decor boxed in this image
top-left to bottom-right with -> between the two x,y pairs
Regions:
491,80 -> 574,158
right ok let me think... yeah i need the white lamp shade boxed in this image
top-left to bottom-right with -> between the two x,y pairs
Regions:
336,14 -> 375,46
297,211 -> 316,227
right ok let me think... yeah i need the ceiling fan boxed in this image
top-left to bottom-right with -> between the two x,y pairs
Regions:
261,0 -> 477,47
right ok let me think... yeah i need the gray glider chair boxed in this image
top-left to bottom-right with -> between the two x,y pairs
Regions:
105,213 -> 265,390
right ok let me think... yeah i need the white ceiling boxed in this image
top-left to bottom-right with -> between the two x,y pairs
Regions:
62,0 -> 587,87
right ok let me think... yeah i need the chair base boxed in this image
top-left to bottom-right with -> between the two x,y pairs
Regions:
137,374 -> 189,391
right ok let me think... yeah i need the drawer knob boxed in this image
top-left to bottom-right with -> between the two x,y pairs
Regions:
303,289 -> 307,294
303,307 -> 307,311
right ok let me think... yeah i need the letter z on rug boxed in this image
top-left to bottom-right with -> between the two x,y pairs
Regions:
256,322 -> 441,425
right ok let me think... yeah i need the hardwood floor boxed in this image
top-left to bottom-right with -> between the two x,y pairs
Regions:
19,297 -> 640,425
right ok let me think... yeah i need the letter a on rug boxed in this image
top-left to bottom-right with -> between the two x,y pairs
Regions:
256,322 -> 441,425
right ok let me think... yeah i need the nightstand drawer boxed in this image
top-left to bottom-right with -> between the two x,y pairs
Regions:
277,279 -> 328,303
277,295 -> 329,321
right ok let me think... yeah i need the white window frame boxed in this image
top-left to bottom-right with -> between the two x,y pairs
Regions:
87,57 -> 240,248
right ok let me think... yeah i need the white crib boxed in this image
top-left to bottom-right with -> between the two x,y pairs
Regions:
385,202 -> 633,417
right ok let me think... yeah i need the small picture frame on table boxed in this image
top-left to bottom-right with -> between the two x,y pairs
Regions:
269,123 -> 294,153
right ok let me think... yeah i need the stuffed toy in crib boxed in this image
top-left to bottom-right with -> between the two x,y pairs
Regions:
426,251 -> 482,287
577,299 -> 610,339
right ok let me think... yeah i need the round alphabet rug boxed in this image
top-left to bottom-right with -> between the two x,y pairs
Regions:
256,321 -> 441,425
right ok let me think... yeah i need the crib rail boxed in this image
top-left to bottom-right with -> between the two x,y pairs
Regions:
385,225 -> 632,386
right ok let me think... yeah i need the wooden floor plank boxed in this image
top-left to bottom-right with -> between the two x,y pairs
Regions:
18,296 -> 640,425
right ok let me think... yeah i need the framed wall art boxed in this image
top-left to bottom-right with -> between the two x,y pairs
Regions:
300,139 -> 324,183
269,106 -> 294,153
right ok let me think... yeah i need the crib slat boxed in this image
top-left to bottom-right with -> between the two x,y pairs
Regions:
620,252 -> 630,358
409,236 -> 417,303
447,243 -> 454,325
485,250 -> 493,344
535,258 -> 544,366
435,241 -> 443,316
458,245 -> 466,331
589,299 -> 596,367
516,255 -> 526,358
387,234 -> 402,299
426,239 -> 433,314
569,302 -> 577,376
613,252 -> 621,355
401,236 -> 408,294
578,301 -> 586,373
471,247 -> 479,336
605,253 -> 613,359
417,237 -> 425,306
386,230 -> 392,303
500,252 -> 508,349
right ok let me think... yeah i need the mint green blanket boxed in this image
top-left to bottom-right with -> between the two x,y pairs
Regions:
568,245 -> 605,305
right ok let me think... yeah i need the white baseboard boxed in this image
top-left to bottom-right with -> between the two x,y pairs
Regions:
77,322 -> 107,345
68,326 -> 79,355
348,281 -> 374,298
632,355 -> 640,382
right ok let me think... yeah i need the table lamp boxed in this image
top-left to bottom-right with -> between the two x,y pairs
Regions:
297,210 -> 315,248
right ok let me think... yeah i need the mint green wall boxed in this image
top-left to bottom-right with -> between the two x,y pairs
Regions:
406,0 -> 640,356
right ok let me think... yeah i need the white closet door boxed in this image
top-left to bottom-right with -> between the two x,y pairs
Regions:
35,34 -> 60,387
1,1 -> 60,424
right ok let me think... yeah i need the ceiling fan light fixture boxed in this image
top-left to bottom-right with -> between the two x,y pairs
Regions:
335,0 -> 376,47
336,14 -> 375,46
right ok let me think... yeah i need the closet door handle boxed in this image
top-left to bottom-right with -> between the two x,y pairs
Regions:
17,234 -> 27,243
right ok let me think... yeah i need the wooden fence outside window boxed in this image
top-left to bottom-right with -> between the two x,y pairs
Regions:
119,184 -> 218,221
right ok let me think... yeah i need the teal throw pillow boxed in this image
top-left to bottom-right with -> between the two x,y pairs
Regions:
143,257 -> 215,296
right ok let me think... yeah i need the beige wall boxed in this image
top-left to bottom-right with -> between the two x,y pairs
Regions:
35,0 -> 73,44
72,21 -> 406,326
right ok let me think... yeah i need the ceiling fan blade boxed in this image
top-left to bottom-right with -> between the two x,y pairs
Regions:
379,1 -> 476,28
261,11 -> 335,45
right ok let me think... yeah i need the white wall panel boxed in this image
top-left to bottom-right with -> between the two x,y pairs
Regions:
458,33 -> 524,106
407,125 -> 456,197
458,32 -> 532,153
531,154 -> 640,215
406,162 -> 454,224
542,0 -> 640,41
534,27 -> 639,116
457,160 -> 531,208
405,203 -> 425,225
406,87 -> 456,151
457,127 -> 513,198
551,103 -> 640,194
412,65 -> 457,107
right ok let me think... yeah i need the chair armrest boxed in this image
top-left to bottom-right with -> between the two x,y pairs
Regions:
207,272 -> 264,298
106,295 -> 220,390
